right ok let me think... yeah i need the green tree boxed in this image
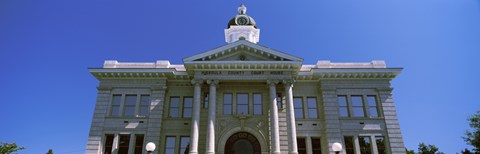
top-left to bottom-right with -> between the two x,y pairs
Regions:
464,110 -> 480,153
461,148 -> 473,154
0,142 -> 25,154
418,143 -> 441,154
406,147 -> 415,154
46,149 -> 53,154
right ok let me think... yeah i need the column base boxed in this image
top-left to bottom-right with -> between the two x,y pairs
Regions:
272,152 -> 281,154
207,152 -> 215,154
288,152 -> 298,154
189,152 -> 198,154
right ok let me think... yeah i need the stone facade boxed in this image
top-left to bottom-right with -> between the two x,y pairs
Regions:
85,4 -> 405,154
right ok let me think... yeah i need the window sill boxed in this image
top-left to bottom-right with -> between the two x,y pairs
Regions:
106,116 -> 148,119
339,117 -> 384,120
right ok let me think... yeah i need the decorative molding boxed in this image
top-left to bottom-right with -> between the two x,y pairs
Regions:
282,79 -> 295,88
267,79 -> 279,86
206,80 -> 219,86
191,79 -> 204,86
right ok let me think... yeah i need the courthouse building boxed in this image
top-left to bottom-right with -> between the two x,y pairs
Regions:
86,4 -> 406,154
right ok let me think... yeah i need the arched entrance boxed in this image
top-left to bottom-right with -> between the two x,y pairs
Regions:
224,132 -> 261,154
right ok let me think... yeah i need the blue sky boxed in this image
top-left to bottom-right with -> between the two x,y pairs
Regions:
1,0 -> 479,153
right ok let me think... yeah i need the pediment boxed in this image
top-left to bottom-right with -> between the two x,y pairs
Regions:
183,40 -> 303,63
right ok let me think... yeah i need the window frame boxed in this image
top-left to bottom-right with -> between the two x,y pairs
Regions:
118,134 -> 130,154
253,93 -> 262,115
134,134 -> 144,154
165,136 -> 176,154
223,93 -> 233,115
351,95 -> 365,117
293,97 -> 304,119
138,95 -> 150,116
169,97 -> 180,118
236,93 -> 249,115
110,95 -> 122,116
367,95 -> 380,117
359,136 -> 372,154
104,134 -> 115,154
179,136 -> 190,154
182,97 -> 193,118
338,95 -> 349,117
307,97 -> 318,119
296,137 -> 307,154
123,95 -> 138,116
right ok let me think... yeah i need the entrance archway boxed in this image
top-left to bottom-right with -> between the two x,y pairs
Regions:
224,132 -> 261,154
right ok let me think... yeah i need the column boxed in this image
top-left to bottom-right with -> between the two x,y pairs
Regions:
284,80 -> 298,154
112,133 -> 119,154
206,80 -> 218,154
189,80 -> 202,154
371,136 -> 379,154
128,134 -> 135,154
268,80 -> 281,154
306,136 -> 312,154
354,136 -> 361,154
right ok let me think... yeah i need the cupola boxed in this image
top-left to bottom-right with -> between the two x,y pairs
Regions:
225,4 -> 260,44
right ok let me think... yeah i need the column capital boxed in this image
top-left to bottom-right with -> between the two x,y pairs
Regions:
267,79 -> 279,86
282,79 -> 295,87
191,79 -> 204,86
206,80 -> 219,86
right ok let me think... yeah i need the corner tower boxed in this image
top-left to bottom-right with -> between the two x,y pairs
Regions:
225,4 -> 260,44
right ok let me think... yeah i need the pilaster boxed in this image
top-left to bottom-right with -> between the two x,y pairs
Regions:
319,86 -> 342,154
377,88 -> 406,154
86,87 -> 111,154
145,82 -> 168,154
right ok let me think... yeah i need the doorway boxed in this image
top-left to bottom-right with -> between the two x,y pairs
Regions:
224,132 -> 261,154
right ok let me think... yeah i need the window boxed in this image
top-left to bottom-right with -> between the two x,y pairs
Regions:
376,136 -> 386,154
294,97 -> 304,119
307,97 -> 318,118
277,93 -> 283,109
253,94 -> 262,115
237,94 -> 249,115
351,96 -> 365,117
344,136 -> 354,154
224,94 -> 232,114
169,97 -> 180,118
311,138 -> 322,154
139,95 -> 150,116
118,135 -> 130,154
367,96 -> 379,117
124,95 -> 137,116
104,134 -> 114,154
183,97 -> 193,118
165,136 -> 176,154
110,94 -> 151,117
338,96 -> 349,117
359,136 -> 372,154
180,137 -> 190,154
111,95 -> 122,116
134,135 -> 144,154
297,137 -> 306,154
203,92 -> 209,108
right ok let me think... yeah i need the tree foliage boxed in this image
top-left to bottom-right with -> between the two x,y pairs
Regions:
406,147 -> 415,154
464,110 -> 480,153
461,148 -> 473,154
417,143 -> 442,154
46,149 -> 53,154
0,142 -> 25,154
